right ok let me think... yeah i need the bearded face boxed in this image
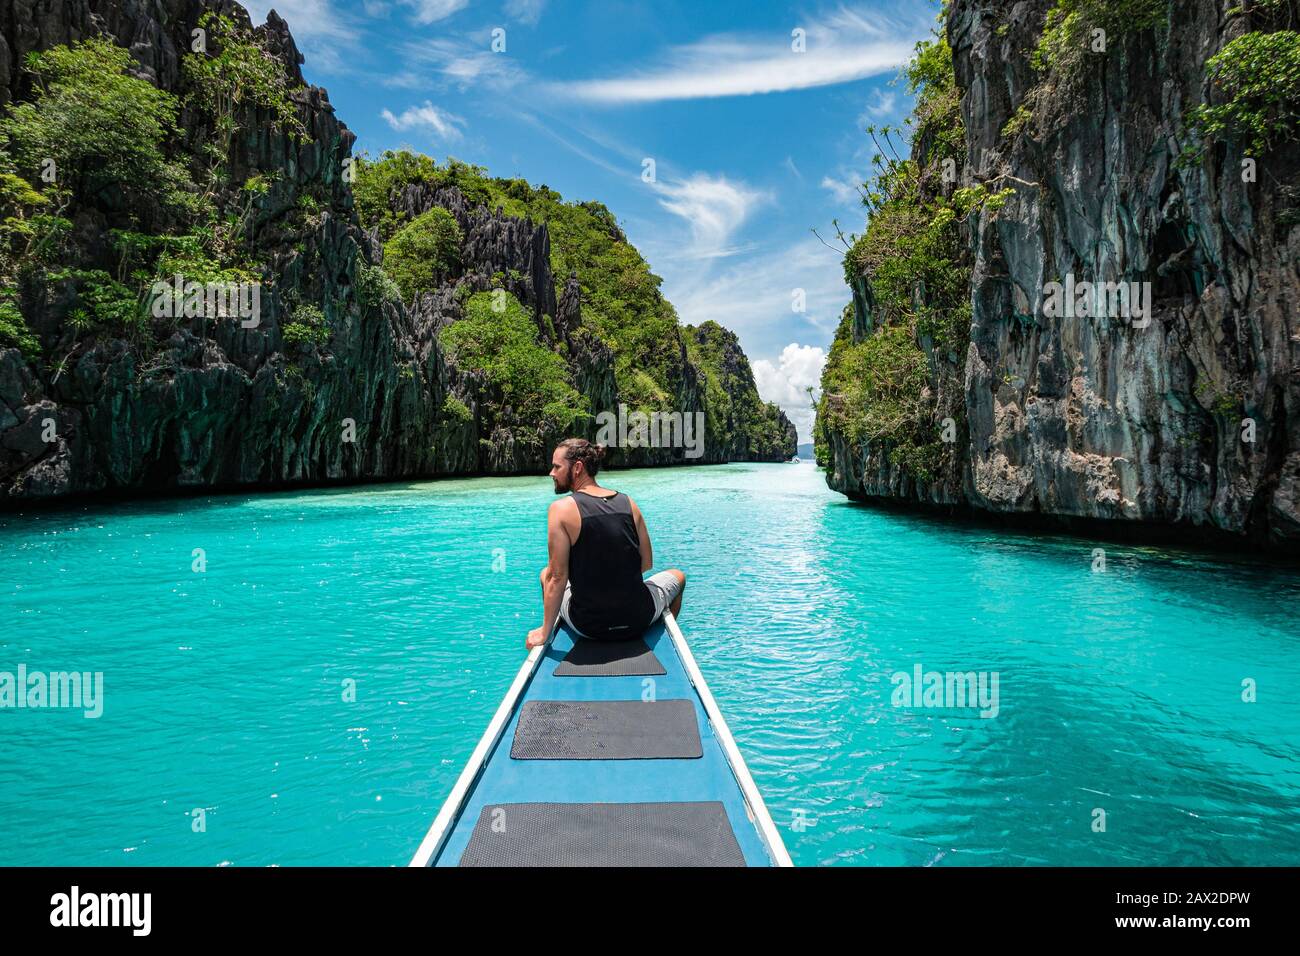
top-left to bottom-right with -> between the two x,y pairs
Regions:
550,451 -> 575,494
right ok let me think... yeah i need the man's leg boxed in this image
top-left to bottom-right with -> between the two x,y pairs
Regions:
664,569 -> 686,618
650,567 -> 691,621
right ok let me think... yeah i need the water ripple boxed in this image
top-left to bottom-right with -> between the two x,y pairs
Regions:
1,463 -> 1298,865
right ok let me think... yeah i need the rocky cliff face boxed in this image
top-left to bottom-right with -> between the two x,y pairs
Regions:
687,320 -> 799,462
0,0 -> 793,502
2,0 -> 408,496
379,180 -> 793,470
822,0 -> 1299,549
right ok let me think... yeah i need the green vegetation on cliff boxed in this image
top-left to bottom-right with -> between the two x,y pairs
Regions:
1,39 -> 190,220
383,207 -> 462,300
686,320 -> 793,458
1190,23 -> 1300,156
1021,0 -> 1300,161
480,176 -> 683,413
0,37 -> 190,353
351,151 -> 489,242
1031,0 -> 1166,76
816,32 -> 985,483
355,150 -> 682,412
0,19 -> 312,362
0,14 -> 791,494
0,299 -> 37,357
439,291 -> 590,441
183,12 -> 307,187
354,149 -> 792,459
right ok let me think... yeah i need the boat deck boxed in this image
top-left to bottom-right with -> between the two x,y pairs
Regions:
412,614 -> 789,867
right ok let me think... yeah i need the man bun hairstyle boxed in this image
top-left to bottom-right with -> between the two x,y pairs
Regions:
559,437 -> 606,477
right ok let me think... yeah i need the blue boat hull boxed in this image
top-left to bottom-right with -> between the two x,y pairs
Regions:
415,618 -> 788,867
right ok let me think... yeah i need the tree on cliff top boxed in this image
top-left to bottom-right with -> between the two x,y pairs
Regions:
439,290 -> 589,446
0,39 -> 191,226
183,11 -> 309,202
383,207 -> 463,301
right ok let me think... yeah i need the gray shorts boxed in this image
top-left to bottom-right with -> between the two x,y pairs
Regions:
560,570 -> 683,639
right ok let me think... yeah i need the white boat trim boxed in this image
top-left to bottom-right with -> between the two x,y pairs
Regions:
408,626 -> 553,868
662,610 -> 794,867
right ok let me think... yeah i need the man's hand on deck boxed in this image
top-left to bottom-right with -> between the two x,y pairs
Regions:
526,626 -> 547,650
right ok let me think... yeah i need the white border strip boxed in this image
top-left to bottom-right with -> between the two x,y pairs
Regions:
662,610 -> 794,867
408,631 -> 552,868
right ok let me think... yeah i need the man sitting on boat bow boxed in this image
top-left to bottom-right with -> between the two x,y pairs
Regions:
527,438 -> 685,649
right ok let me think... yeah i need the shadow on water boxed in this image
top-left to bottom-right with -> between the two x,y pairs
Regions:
835,489 -> 1300,564
826,493 -> 1300,633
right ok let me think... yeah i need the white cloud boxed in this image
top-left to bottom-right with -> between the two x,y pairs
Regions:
442,54 -> 503,83
653,174 -> 769,260
505,0 -> 547,25
380,101 -> 467,141
753,343 -> 827,442
400,0 -> 469,24
395,37 -> 526,91
657,235 -> 848,346
552,7 -> 918,103
820,170 -> 863,206
242,0 -> 357,73
859,88 -> 897,123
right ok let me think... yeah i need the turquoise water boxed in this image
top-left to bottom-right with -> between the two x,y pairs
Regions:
1,461 -> 1297,866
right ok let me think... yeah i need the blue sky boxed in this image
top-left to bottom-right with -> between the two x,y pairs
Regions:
243,0 -> 939,441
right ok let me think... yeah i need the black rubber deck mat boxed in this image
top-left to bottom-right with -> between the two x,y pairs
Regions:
458,801 -> 746,866
510,699 -> 702,760
554,638 -> 666,677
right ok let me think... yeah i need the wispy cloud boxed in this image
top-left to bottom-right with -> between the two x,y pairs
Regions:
820,170 -> 864,206
392,37 -> 526,92
504,0 -> 547,25
508,112 -> 766,265
859,87 -> 897,122
242,0 -> 359,74
512,112 -> 637,180
507,106 -> 766,258
752,343 -> 827,442
653,174 -> 769,261
551,7 -> 919,103
381,101 -> 467,141
399,0 -> 469,24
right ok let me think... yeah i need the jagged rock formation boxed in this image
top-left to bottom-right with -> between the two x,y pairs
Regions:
376,180 -> 795,470
687,320 -> 799,462
820,0 -> 1299,549
0,0 -> 794,502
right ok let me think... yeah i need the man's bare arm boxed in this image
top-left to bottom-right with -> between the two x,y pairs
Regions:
629,498 -> 653,573
538,501 -> 572,639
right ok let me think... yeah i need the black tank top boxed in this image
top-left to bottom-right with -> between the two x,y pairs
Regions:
567,490 -> 655,640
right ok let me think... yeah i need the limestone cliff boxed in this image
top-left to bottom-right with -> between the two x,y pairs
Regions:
818,0 -> 1299,549
0,0 -> 794,502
